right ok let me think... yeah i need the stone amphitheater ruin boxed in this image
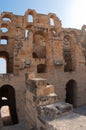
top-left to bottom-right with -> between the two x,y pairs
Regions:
0,9 -> 86,130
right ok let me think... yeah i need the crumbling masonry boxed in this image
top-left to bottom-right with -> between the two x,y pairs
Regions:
0,9 -> 86,130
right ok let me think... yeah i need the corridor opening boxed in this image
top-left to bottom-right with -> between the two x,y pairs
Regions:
65,80 -> 77,107
0,85 -> 19,126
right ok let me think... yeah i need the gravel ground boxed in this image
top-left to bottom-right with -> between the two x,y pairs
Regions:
48,105 -> 86,130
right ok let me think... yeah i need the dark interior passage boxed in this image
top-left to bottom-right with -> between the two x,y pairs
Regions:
37,64 -> 46,73
65,80 -> 77,107
0,85 -> 18,126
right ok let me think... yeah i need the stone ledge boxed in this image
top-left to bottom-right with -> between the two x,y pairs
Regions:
38,102 -> 73,121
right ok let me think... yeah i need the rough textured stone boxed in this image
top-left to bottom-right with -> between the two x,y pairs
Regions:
0,9 -> 86,130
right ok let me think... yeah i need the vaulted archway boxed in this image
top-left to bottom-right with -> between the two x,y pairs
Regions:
65,80 -> 77,107
0,85 -> 18,126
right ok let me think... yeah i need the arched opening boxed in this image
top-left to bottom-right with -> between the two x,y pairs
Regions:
2,17 -> 11,22
0,39 -> 7,45
0,51 -> 13,73
25,29 -> 29,38
0,58 -> 6,74
0,85 -> 18,126
37,64 -> 46,73
1,27 -> 8,33
50,18 -> 54,26
28,14 -> 33,22
0,36 -> 8,45
65,80 -> 77,107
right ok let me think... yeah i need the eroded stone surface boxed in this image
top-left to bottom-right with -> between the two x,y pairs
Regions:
0,9 -> 86,130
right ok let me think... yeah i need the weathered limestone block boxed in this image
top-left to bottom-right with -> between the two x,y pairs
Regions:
26,78 -> 47,95
26,78 -> 57,97
34,78 -> 47,88
38,102 -> 73,120
36,86 -> 55,96
44,85 -> 55,95
38,104 -> 61,119
55,102 -> 73,113
36,93 -> 58,106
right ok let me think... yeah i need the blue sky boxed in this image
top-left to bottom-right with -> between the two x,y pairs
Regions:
1,0 -> 86,29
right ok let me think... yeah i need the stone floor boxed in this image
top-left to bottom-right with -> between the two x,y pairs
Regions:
73,105 -> 86,116
48,105 -> 86,130
1,121 -> 26,130
1,106 -> 86,130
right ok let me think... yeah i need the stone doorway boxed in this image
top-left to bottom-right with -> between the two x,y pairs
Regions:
65,80 -> 77,107
0,85 -> 18,126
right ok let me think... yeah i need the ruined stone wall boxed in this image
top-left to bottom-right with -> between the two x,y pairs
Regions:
0,9 -> 86,128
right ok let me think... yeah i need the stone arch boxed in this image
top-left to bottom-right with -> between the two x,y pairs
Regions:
0,36 -> 8,45
33,32 -> 46,58
0,51 -> 13,73
1,23 -> 9,33
50,17 -> 55,26
0,84 -> 18,126
28,14 -> 33,23
1,27 -> 8,33
1,22 -> 9,28
25,9 -> 37,23
63,35 -> 76,72
48,13 -> 62,29
0,58 -> 6,74
65,80 -> 77,107
1,13 -> 12,22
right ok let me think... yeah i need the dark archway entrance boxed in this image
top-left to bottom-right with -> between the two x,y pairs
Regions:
0,85 -> 18,126
65,80 -> 77,107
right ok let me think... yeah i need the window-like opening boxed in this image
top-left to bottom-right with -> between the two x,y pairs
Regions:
37,64 -> 46,73
0,51 -> 13,73
25,30 -> 29,38
2,17 -> 11,22
0,39 -> 8,45
50,18 -> 54,26
28,14 -> 33,22
65,80 -> 77,107
0,58 -> 6,74
32,52 -> 38,58
1,27 -> 8,33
